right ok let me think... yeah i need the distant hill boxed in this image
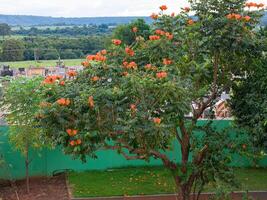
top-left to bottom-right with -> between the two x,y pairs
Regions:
0,12 -> 265,26
0,15 -> 152,26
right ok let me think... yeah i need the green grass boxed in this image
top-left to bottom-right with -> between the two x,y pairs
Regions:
68,167 -> 267,198
0,59 -> 83,68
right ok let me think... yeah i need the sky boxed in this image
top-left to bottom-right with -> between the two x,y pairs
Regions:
0,0 -> 189,17
0,0 -> 265,18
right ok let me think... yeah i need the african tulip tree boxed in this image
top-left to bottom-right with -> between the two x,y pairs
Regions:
39,1 -> 265,199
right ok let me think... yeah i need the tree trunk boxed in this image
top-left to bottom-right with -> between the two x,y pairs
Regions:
173,176 -> 191,200
25,144 -> 30,194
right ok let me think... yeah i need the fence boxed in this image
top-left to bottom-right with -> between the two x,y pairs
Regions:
0,120 -> 266,180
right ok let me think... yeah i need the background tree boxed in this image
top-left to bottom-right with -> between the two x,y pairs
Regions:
1,77 -> 46,193
112,19 -> 150,45
1,39 -> 25,61
39,1 -> 264,200
231,30 -> 267,155
0,23 -> 11,39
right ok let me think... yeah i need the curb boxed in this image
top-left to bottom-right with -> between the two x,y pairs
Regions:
71,191 -> 267,200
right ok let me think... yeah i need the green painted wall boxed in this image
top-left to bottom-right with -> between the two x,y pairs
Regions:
0,120 -> 266,180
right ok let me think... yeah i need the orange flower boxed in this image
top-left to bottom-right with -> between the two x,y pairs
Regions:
76,139 -> 82,145
234,14 -> 242,20
132,27 -> 138,33
226,13 -> 243,20
59,81 -> 65,86
153,117 -> 161,124
187,19 -> 195,25
243,15 -> 251,21
66,129 -> 78,137
122,71 -> 129,76
242,144 -> 247,149
82,61 -> 90,67
160,5 -> 168,11
156,71 -> 168,79
155,29 -> 165,35
87,54 -> 106,62
127,61 -> 137,69
101,49 -> 107,55
112,39 -> 122,46
88,96 -> 94,109
125,47 -> 135,56
70,140 -> 76,146
149,35 -> 161,40
165,32 -> 173,40
57,98 -> 71,106
43,75 -> 62,84
67,70 -> 77,77
163,58 -> 172,65
183,7 -> 190,12
150,13 -> 158,20
226,13 -> 234,19
145,64 -> 152,70
123,61 -> 129,67
256,3 -> 264,8
130,104 -> 137,112
92,76 -> 100,82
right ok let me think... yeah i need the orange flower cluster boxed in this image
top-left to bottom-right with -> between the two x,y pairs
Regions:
130,104 -> 137,112
226,13 -> 251,21
163,58 -> 172,65
123,61 -> 137,69
149,35 -> 161,40
43,75 -> 62,84
59,81 -> 65,86
125,47 -> 135,56
155,29 -> 165,35
112,39 -> 122,46
82,61 -> 91,67
121,71 -> 129,76
245,2 -> 265,8
150,13 -> 159,20
57,98 -> 71,106
91,76 -> 100,82
70,139 -> 82,146
145,64 -> 157,71
154,30 -> 173,40
87,51 -> 107,62
187,19 -> 195,25
132,27 -> 138,33
153,117 -> 161,124
88,96 -> 94,109
156,71 -> 168,79
67,70 -> 77,77
183,7 -> 190,12
160,5 -> 168,11
66,129 -> 78,137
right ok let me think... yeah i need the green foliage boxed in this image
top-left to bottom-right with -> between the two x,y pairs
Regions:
231,55 -> 267,153
1,77 -> 45,155
1,39 -> 25,61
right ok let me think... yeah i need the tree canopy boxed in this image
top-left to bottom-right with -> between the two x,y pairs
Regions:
38,1 -> 265,199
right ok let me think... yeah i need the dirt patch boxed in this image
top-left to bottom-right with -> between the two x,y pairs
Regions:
0,174 -> 70,200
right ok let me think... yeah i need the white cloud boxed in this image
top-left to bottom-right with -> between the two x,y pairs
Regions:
0,0 -> 189,17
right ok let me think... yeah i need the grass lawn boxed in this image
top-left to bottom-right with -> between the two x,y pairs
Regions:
0,59 -> 83,68
68,167 -> 267,198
